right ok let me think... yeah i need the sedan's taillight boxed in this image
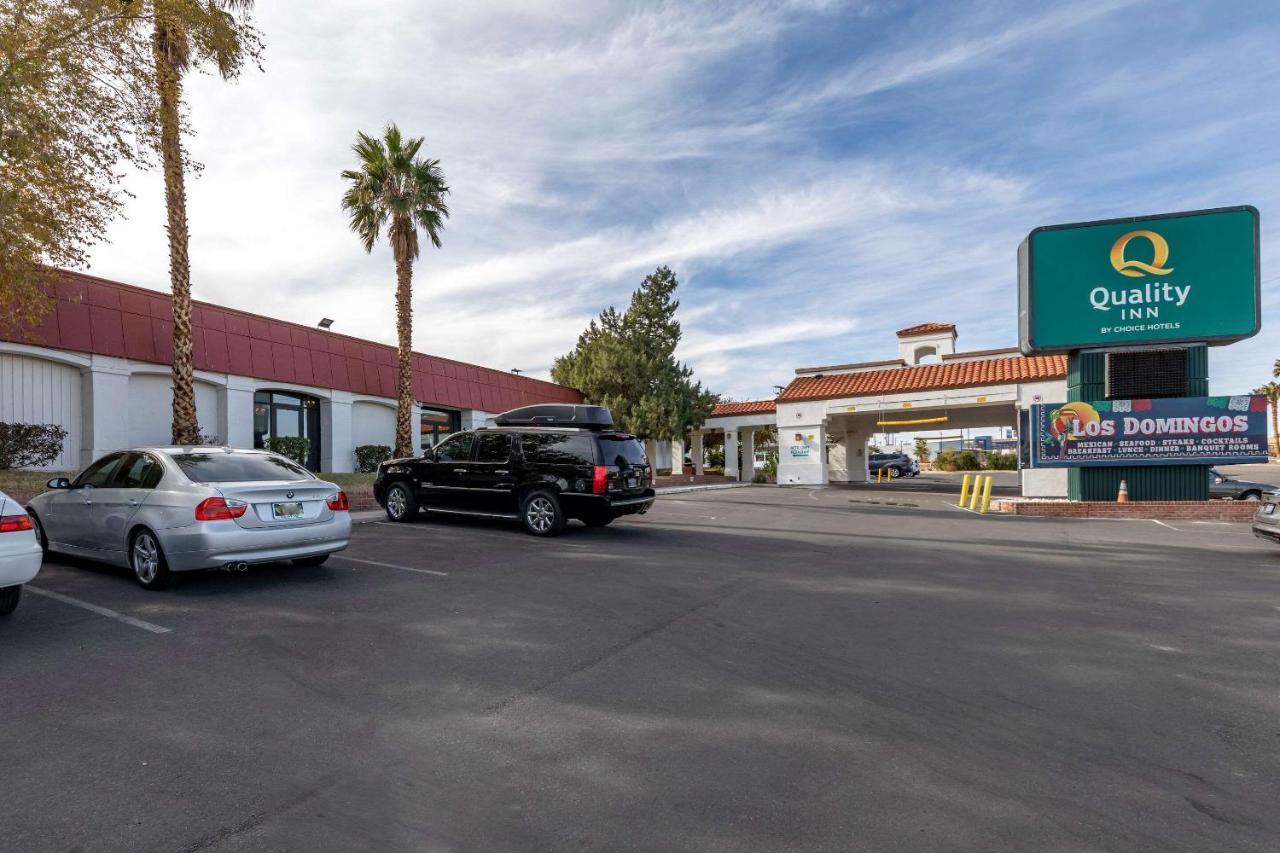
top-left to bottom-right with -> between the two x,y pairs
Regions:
195,497 -> 247,521
326,491 -> 349,511
0,514 -> 33,533
592,466 -> 609,495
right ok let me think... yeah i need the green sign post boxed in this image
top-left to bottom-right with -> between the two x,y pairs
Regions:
1019,206 -> 1260,354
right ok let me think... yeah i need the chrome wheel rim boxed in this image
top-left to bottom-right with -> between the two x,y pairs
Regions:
133,534 -> 159,584
387,486 -> 407,518
889,467 -> 900,479
526,497 -> 556,533
1245,493 -> 1261,502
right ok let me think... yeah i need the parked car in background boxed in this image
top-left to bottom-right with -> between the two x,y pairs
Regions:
375,404 -> 655,536
0,489 -> 42,617
1254,492 -> 1280,545
26,448 -> 351,589
1209,468 -> 1278,501
868,452 -> 919,478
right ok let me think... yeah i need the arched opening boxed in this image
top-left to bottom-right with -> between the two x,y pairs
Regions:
912,345 -> 940,365
254,390 -> 321,470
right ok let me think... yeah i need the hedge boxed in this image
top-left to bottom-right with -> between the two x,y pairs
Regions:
266,436 -> 310,467
0,423 -> 69,469
354,444 -> 393,473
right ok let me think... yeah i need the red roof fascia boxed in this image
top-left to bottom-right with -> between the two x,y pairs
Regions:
709,400 -> 777,417
895,322 -> 956,338
7,269 -> 582,410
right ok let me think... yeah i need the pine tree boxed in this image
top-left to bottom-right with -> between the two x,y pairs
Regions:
553,266 -> 717,439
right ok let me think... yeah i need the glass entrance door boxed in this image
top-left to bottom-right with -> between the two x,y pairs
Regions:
253,390 -> 322,470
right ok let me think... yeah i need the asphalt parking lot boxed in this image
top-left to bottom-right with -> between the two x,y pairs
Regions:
3,487 -> 1279,851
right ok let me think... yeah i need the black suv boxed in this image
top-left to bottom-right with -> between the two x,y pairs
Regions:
867,452 -> 919,478
373,404 -> 655,536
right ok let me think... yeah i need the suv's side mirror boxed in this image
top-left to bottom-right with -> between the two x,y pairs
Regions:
421,447 -> 435,461
47,477 -> 71,490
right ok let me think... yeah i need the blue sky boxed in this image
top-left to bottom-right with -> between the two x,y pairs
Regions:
89,0 -> 1280,400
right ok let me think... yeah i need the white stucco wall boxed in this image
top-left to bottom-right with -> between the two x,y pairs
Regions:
127,373 -> 218,447
0,349 -> 84,469
351,400 -> 396,448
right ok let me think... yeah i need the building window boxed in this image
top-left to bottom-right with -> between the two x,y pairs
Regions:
420,406 -> 461,449
253,390 -> 322,470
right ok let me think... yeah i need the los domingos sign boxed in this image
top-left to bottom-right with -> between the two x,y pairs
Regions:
1030,395 -> 1270,468
1018,206 -> 1261,353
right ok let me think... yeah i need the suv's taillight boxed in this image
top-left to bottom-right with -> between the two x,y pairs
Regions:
592,466 -> 609,495
195,497 -> 247,521
0,514 -> 33,533
327,491 -> 349,511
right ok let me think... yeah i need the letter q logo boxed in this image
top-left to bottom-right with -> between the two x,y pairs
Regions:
1110,230 -> 1174,278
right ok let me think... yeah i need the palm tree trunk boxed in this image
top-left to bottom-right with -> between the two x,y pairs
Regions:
1271,400 -> 1279,459
152,19 -> 200,445
393,246 -> 415,457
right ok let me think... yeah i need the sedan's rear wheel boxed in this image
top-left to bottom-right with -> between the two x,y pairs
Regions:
131,529 -> 172,590
0,585 -> 21,617
888,466 -> 903,479
385,483 -> 418,522
1243,491 -> 1262,502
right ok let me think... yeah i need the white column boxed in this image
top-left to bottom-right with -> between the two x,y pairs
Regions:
321,390 -> 354,472
724,430 -> 739,480
217,375 -> 257,451
741,428 -> 756,482
690,432 -> 705,475
670,436 -> 686,475
644,438 -> 659,471
80,356 -> 132,466
775,422 -> 828,485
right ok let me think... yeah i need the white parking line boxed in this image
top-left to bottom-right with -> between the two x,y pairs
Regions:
25,586 -> 172,634
330,555 -> 448,577
1152,519 -> 1180,531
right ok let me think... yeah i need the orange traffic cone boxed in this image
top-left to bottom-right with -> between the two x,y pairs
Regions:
1117,479 -> 1129,503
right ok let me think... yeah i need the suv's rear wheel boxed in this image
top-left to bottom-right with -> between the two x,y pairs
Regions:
522,489 -> 565,537
384,482 -> 419,522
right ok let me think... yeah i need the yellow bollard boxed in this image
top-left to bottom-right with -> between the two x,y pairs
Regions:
876,467 -> 883,484
959,473 -> 971,507
968,475 -> 982,510
979,475 -> 994,514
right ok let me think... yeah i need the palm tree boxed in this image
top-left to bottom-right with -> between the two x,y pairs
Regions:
1255,381 -> 1280,460
148,1 -> 261,444
341,125 -> 450,457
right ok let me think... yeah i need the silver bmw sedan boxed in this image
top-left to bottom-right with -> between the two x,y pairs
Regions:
26,447 -> 351,589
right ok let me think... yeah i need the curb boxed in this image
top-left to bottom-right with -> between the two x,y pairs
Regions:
656,483 -> 755,495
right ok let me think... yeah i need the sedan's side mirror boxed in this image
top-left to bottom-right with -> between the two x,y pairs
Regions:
1213,476 -> 1223,484
421,447 -> 434,461
47,477 -> 71,490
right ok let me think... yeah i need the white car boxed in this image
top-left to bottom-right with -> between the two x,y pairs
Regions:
0,488 -> 43,616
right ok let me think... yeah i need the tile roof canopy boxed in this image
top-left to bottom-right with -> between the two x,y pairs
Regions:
895,322 -> 956,338
7,269 -> 582,412
709,400 -> 777,417
777,353 -> 1067,403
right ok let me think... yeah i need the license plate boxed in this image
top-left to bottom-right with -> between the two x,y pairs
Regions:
1265,504 -> 1276,515
626,477 -> 638,489
272,501 -> 304,519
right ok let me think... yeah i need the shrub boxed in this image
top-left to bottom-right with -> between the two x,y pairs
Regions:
752,471 -> 767,484
266,436 -> 310,468
987,451 -> 1019,471
354,444 -> 393,473
0,422 -> 69,469
934,449 -> 958,471
706,446 -> 725,469
954,450 -> 982,471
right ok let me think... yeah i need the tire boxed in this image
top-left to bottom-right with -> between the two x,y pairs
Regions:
1242,491 -> 1262,502
0,585 -> 21,617
521,489 -> 566,537
293,554 -> 330,567
582,514 -> 615,528
130,528 -> 172,590
27,510 -> 48,556
384,482 -> 419,522
888,466 -> 903,479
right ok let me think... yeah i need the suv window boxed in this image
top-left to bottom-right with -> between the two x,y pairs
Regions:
116,453 -> 163,489
172,452 -> 312,483
75,453 -> 126,488
435,433 -> 474,463
521,433 -> 596,466
596,436 -> 646,468
475,433 -> 513,463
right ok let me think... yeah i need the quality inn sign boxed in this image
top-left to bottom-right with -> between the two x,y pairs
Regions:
1018,206 -> 1260,353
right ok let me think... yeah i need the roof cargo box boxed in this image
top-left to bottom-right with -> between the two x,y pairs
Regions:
493,404 -> 614,430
